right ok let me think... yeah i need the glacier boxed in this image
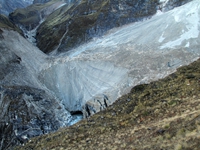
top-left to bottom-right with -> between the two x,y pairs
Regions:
1,0 -> 200,119
0,0 -> 200,148
40,0 -> 200,116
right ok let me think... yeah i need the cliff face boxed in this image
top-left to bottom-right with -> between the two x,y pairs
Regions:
0,86 -> 70,149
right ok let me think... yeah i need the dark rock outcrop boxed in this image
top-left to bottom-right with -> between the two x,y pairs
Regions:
0,86 -> 68,149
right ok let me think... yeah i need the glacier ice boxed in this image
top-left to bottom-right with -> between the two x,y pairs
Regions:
1,0 -> 200,148
36,0 -> 200,116
1,0 -> 200,120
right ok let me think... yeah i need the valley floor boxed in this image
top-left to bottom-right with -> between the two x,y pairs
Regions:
16,58 -> 200,150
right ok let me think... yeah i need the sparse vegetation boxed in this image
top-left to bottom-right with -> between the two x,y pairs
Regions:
9,0 -> 64,30
0,14 -> 23,35
15,58 -> 200,149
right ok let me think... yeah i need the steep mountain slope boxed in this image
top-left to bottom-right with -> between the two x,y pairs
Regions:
0,14 -> 23,35
0,0 -> 33,16
8,0 -> 78,44
35,0 -> 191,54
8,0 -> 192,54
9,0 -> 67,31
0,29 -> 71,150
35,0 -> 159,53
0,0 -> 199,149
16,53 -> 200,150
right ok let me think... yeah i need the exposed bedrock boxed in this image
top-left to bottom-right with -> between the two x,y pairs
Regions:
33,0 -> 52,4
33,0 -> 78,4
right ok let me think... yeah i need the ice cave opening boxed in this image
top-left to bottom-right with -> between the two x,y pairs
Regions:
69,111 -> 83,126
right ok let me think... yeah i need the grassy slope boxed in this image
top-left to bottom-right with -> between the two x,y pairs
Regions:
0,14 -> 23,35
17,58 -> 200,150
8,0 -> 62,30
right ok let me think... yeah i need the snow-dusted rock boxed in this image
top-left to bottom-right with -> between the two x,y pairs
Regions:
159,0 -> 192,12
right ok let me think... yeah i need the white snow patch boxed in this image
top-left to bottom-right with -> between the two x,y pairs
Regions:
161,0 -> 200,49
185,42 -> 190,47
159,0 -> 169,3
56,3 -> 67,10
159,33 -> 165,43
155,10 -> 163,16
